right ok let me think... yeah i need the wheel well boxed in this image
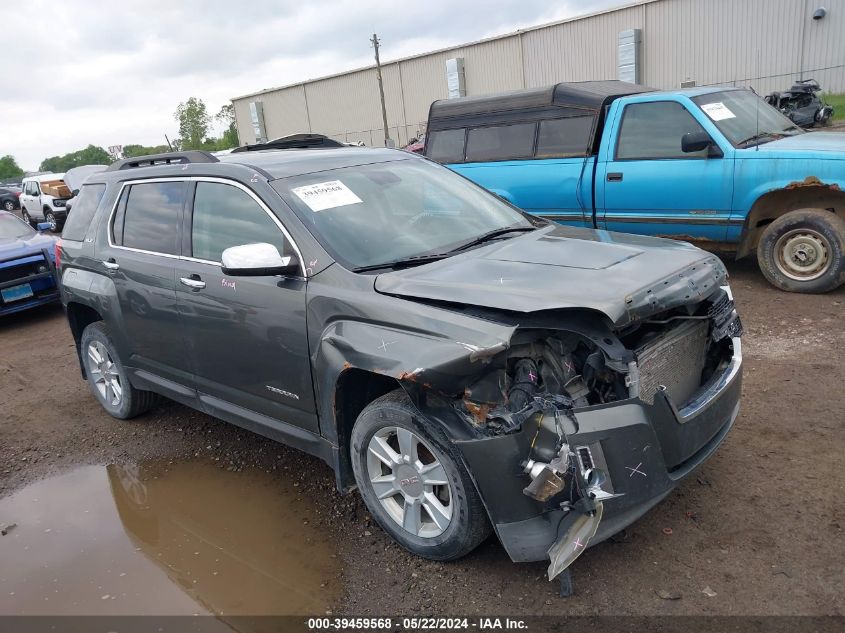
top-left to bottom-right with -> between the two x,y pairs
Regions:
333,368 -> 400,491
66,302 -> 103,376
43,205 -> 52,213
738,185 -> 845,258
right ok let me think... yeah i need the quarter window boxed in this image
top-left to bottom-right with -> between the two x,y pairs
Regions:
616,102 -> 710,160
426,129 -> 466,163
465,123 -> 536,162
191,181 -> 288,263
61,184 -> 107,242
119,181 -> 185,255
535,116 -> 594,157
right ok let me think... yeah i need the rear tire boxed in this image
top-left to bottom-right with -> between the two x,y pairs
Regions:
80,321 -> 158,419
757,209 -> 845,293
21,208 -> 34,227
2,200 -> 14,212
350,390 -> 491,561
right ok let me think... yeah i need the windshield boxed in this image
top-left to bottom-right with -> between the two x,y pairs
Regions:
0,214 -> 33,240
693,89 -> 803,147
273,158 -> 534,270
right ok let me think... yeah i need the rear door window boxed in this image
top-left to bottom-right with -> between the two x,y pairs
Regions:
535,116 -> 594,157
190,181 -> 289,263
426,129 -> 466,163
118,181 -> 185,255
465,122 -> 536,162
61,184 -> 107,241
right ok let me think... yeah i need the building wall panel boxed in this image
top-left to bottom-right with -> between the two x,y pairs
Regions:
233,0 -> 845,146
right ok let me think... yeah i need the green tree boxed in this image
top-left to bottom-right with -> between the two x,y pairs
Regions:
215,104 -> 239,149
0,155 -> 24,180
122,144 -> 171,158
39,145 -> 111,172
174,97 -> 211,150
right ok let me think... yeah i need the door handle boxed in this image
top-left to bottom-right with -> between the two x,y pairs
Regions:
180,276 -> 206,290
607,172 -> 624,182
102,258 -> 119,270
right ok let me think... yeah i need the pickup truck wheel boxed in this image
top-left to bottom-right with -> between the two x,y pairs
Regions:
44,211 -> 59,232
757,209 -> 845,293
21,208 -> 34,227
80,322 -> 158,419
350,390 -> 491,561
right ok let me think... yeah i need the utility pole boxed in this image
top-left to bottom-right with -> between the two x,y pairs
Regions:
370,33 -> 393,147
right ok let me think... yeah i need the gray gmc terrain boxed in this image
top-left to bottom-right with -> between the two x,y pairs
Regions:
57,147 -> 743,581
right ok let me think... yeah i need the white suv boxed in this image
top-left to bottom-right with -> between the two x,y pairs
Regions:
20,173 -> 71,232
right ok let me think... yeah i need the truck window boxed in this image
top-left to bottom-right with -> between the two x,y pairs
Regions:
466,123 -> 536,162
61,184 -> 107,242
119,181 -> 185,255
427,129 -> 466,163
535,116 -> 594,157
191,181 -> 289,263
616,102 -> 708,160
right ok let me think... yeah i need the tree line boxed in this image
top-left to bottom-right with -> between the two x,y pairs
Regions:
1,97 -> 239,177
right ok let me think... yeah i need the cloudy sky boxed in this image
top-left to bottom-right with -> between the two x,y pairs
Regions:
1,0 -> 623,170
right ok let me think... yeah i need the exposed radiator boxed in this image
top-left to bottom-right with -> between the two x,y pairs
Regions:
635,319 -> 709,406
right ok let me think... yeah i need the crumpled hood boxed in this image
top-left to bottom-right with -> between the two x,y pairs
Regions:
375,224 -> 727,327
0,232 -> 57,261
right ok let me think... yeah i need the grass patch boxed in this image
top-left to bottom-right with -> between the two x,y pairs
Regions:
823,93 -> 845,120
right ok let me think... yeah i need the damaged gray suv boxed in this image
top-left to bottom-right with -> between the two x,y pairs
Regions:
57,147 -> 743,581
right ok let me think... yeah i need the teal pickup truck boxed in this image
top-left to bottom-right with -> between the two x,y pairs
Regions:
424,81 -> 845,293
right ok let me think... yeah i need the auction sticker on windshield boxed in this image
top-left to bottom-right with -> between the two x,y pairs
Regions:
701,102 -> 736,121
292,180 -> 363,212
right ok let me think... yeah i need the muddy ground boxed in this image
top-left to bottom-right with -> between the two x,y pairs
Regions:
1,256 -> 843,617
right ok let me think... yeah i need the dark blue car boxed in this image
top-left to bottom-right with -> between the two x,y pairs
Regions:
0,211 -> 59,316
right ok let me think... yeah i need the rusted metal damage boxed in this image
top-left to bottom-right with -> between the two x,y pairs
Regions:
784,175 -> 841,191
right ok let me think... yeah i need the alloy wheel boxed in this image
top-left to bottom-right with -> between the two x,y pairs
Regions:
774,228 -> 831,281
365,426 -> 453,538
46,212 -> 57,231
2,200 -> 13,211
86,341 -> 123,406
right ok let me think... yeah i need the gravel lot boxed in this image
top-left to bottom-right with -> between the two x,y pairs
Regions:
0,256 -> 843,617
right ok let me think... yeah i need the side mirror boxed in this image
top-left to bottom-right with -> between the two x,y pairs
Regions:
36,222 -> 51,231
221,242 -> 299,277
682,130 -> 721,156
71,189 -> 80,197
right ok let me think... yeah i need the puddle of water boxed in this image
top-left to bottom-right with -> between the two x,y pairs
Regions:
0,461 -> 340,617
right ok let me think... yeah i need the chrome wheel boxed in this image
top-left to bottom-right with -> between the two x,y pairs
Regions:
2,200 -> 13,211
366,426 -> 453,538
45,212 -> 57,231
774,228 -> 831,281
86,341 -> 123,406
21,209 -> 31,225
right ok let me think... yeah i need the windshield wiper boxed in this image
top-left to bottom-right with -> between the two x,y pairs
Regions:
351,253 -> 449,273
447,226 -> 537,254
737,131 -> 781,147
350,226 -> 537,273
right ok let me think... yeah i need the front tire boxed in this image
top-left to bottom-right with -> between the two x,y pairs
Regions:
80,322 -> 158,419
44,210 -> 60,233
350,390 -> 491,561
757,209 -> 845,293
2,200 -> 14,212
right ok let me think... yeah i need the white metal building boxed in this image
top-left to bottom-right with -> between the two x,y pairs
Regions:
231,0 -> 845,147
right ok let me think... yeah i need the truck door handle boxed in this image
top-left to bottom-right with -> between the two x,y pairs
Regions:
180,275 -> 206,290
607,172 -> 623,182
102,258 -> 119,270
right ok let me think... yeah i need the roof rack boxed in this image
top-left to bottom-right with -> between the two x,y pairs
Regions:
231,133 -> 345,153
106,150 -> 219,172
